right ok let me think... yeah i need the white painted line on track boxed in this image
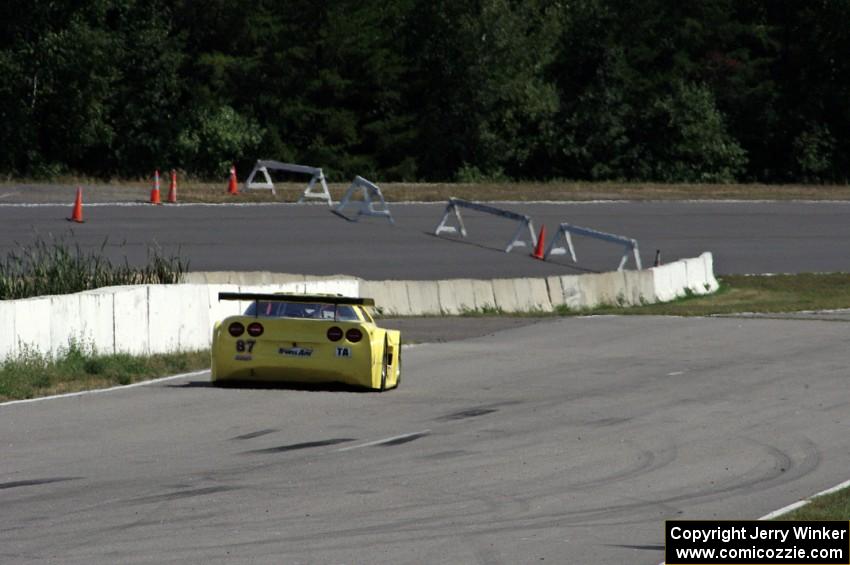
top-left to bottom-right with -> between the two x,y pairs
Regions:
336,429 -> 431,452
0,369 -> 208,407
758,477 -> 850,520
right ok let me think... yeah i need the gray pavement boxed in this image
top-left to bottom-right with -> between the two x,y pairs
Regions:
1,199 -> 850,277
2,316 -> 849,564
379,316 -> 549,344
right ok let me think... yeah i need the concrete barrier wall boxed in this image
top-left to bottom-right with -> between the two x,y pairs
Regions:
703,252 -> 720,293
182,272 -> 359,285
360,280 -> 408,316
14,297 -> 52,355
79,289 -> 116,354
470,280 -> 497,311
113,286 -> 146,355
49,293 -> 81,354
437,279 -> 476,315
651,260 -> 689,302
0,253 -> 717,360
405,281 -> 442,315
0,300 -> 16,358
683,256 -> 709,295
623,269 -> 657,306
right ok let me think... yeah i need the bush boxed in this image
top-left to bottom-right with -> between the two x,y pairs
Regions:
647,82 -> 748,182
793,123 -> 836,182
176,105 -> 264,178
454,163 -> 510,183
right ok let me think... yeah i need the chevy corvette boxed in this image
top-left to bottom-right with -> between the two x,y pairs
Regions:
211,293 -> 401,390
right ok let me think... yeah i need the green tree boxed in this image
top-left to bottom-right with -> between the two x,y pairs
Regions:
768,0 -> 850,181
645,81 -> 747,182
405,0 -> 561,180
176,105 -> 263,176
0,1 -> 120,176
102,0 -> 185,176
551,0 -> 750,181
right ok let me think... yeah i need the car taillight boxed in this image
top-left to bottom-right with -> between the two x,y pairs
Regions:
345,328 -> 363,343
228,322 -> 245,337
247,322 -> 264,337
327,326 -> 343,342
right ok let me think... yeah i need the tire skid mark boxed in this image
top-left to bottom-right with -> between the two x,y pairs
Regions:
172,493 -> 677,554
661,437 -> 821,508
455,484 -> 534,518
230,428 -> 279,441
379,431 -> 430,446
568,444 -> 678,491
437,407 -> 498,421
0,477 -> 82,490
434,400 -> 523,422
606,544 -> 666,551
419,449 -> 472,460
584,417 -> 632,427
205,439 -> 823,546
128,486 -> 239,505
245,437 -> 355,454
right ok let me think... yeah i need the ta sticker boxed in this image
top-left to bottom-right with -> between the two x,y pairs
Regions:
336,347 -> 352,358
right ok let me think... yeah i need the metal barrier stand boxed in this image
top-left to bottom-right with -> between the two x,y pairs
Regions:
545,222 -> 642,270
244,160 -> 333,205
334,176 -> 394,224
434,198 -> 537,253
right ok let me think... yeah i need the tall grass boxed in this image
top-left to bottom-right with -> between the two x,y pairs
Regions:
0,234 -> 189,299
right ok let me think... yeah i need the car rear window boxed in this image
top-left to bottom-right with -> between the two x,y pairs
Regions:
244,301 -> 360,321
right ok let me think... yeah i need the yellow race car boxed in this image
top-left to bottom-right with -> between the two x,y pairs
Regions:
211,293 -> 401,390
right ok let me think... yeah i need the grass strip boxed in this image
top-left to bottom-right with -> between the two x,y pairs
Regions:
0,341 -> 209,402
572,273 -> 850,317
774,487 -> 850,520
8,180 -> 850,203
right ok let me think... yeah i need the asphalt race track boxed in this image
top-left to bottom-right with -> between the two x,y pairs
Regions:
2,316 -> 849,564
2,200 -> 850,277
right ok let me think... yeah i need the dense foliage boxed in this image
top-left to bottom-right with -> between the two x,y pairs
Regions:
2,0 -> 848,183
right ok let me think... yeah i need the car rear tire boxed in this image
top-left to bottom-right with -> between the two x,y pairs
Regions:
380,335 -> 389,391
394,339 -> 402,388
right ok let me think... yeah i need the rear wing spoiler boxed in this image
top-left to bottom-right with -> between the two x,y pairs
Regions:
218,292 -> 375,307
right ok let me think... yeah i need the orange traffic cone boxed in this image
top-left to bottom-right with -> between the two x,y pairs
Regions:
227,165 -> 239,195
167,170 -> 177,203
532,224 -> 546,260
150,170 -> 162,205
67,187 -> 85,223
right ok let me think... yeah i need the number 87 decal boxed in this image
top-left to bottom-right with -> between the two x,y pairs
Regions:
236,340 -> 255,353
